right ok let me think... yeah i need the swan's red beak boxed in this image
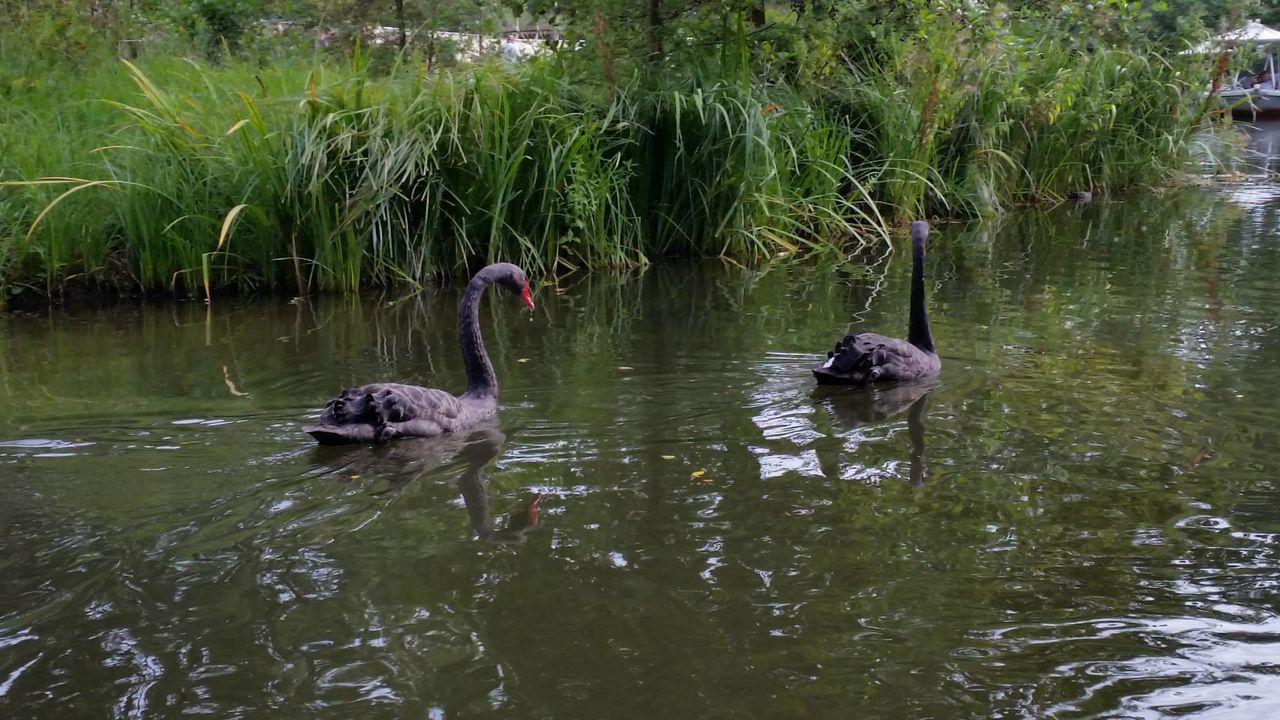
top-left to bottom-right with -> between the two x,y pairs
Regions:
526,493 -> 542,527
519,282 -> 535,311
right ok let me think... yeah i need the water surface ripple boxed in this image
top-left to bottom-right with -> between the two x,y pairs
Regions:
3,127 -> 1280,719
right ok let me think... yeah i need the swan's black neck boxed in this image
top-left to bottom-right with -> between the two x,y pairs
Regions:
459,267 -> 500,398
907,222 -> 936,353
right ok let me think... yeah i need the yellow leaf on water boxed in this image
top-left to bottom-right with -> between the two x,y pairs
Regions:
691,470 -> 706,478
661,455 -> 675,460
618,366 -> 633,371
517,358 -> 530,363
350,474 -> 360,480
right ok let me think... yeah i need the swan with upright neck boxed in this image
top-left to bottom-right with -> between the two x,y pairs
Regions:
305,263 -> 534,445
813,221 -> 941,385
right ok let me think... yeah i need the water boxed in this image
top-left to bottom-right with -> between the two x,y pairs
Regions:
3,128 -> 1280,720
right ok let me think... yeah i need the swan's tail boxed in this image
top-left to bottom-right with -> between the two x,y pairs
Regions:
812,335 -> 875,385
306,386 -> 397,444
304,423 -> 379,445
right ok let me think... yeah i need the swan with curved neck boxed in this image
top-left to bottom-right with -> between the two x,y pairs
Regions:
813,221 -> 941,385
305,263 -> 534,445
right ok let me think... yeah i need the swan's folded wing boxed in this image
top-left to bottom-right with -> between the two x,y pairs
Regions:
377,384 -> 465,423
829,333 -> 894,373
318,383 -> 464,426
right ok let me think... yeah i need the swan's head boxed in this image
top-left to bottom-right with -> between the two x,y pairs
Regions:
492,263 -> 535,311
910,220 -> 929,251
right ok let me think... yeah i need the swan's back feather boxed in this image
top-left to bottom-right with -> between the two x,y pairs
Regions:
306,383 -> 494,445
814,333 -> 940,386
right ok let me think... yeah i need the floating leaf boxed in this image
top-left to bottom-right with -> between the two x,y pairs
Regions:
350,474 -> 360,480
618,366 -> 633,371
661,455 -> 675,460
517,358 -> 530,363
691,470 -> 706,478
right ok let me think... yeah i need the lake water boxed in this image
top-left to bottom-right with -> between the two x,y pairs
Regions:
2,124 -> 1280,719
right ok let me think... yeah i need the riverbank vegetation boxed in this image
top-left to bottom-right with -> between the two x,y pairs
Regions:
0,0 -> 1249,303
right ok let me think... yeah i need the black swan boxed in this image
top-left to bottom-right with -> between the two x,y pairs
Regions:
305,263 -> 534,445
813,221 -> 940,385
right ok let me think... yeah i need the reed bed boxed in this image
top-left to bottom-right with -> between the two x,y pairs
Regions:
831,16 -> 1216,220
0,20 -> 1214,302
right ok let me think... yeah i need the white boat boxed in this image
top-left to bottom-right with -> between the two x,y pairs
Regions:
1218,87 -> 1280,118
1188,20 -> 1280,119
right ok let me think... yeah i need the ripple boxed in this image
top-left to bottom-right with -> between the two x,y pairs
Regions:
5,221 -> 1280,718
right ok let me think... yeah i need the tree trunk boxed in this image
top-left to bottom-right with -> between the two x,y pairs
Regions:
395,0 -> 407,49
593,12 -> 615,98
748,3 -> 765,27
647,0 -> 663,61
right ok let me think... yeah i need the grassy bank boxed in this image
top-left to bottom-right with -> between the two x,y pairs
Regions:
0,14 -> 1216,302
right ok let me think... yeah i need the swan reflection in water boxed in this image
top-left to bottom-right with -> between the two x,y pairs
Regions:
308,422 -> 542,543
813,381 -> 933,487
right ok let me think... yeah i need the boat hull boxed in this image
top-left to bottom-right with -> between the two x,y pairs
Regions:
1220,89 -> 1280,118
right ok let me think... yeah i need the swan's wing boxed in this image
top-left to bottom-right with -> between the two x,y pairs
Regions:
815,333 -> 936,385
870,340 -> 940,381
318,383 -> 463,427
823,333 -> 894,372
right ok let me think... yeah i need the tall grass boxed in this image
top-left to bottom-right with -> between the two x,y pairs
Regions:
0,14 -> 1214,302
4,51 -> 882,299
832,16 -> 1215,221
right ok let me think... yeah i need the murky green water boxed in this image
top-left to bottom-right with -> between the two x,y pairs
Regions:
4,127 -> 1280,719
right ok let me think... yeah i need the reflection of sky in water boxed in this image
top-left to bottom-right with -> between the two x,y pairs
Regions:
1239,121 -> 1280,172
747,353 -> 826,478
985,517 -> 1280,719
745,352 -> 918,484
987,614 -> 1280,718
1226,121 -> 1280,222
1227,182 -> 1280,207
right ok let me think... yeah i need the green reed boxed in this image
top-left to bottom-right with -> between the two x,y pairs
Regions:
831,16 -> 1214,221
0,19 -> 1213,302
